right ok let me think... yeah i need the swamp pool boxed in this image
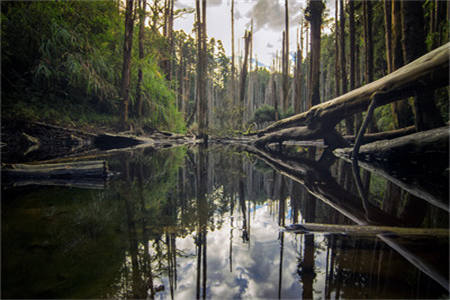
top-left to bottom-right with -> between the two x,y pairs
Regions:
2,144 -> 449,299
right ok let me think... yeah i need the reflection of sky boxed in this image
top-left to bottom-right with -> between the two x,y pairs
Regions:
155,201 -> 330,299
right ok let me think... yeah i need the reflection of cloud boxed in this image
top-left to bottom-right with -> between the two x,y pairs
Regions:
246,0 -> 304,32
208,0 -> 223,7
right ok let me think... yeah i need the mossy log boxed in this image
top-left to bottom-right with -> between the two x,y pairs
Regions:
254,43 -> 449,147
285,222 -> 449,237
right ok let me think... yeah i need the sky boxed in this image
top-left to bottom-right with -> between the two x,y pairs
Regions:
173,0 -> 336,68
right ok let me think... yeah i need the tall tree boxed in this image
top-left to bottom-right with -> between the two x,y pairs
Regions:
339,0 -> 353,135
282,0 -> 289,113
349,0 -> 360,132
120,0 -> 135,127
305,0 -> 325,108
334,0 -> 340,97
231,0 -> 236,105
391,0 -> 413,129
383,0 -> 393,73
362,0 -> 376,132
401,1 -> 444,130
196,0 -> 208,140
136,0 -> 147,118
240,30 -> 251,127
294,23 -> 303,114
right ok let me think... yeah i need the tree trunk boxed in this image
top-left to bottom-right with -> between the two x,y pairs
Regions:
401,0 -> 444,131
240,31 -> 251,128
339,0 -> 353,135
231,0 -> 236,106
120,0 -> 134,128
383,0 -> 393,73
294,23 -> 303,114
136,0 -> 146,118
283,0 -> 289,114
390,0 -> 413,129
306,0 -> 324,109
334,0 -> 340,98
363,0 -> 377,133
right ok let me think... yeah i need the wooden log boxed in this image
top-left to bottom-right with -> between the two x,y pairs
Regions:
343,125 -> 416,143
2,160 -> 108,179
334,154 -> 449,213
257,43 -> 449,136
285,222 -> 449,237
242,146 -> 449,291
334,125 -> 449,162
4,178 -> 106,190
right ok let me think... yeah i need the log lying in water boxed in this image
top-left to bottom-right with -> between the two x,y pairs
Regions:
2,160 -> 108,179
257,43 -> 449,136
343,125 -> 416,144
334,125 -> 449,162
253,43 -> 449,149
285,223 -> 449,237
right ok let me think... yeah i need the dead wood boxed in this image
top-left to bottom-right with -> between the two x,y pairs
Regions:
343,125 -> 416,143
2,160 -> 108,180
256,42 -> 449,141
285,222 -> 449,237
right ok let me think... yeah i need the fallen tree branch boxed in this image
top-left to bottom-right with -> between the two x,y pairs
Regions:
2,160 -> 108,179
343,125 -> 416,144
285,222 -> 449,237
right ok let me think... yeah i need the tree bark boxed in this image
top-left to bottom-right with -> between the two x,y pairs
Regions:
306,0 -> 324,109
240,31 -> 251,128
136,0 -> 146,118
120,0 -> 134,127
401,0 -> 444,131
339,0 -> 353,135
390,0 -> 413,129
283,0 -> 289,113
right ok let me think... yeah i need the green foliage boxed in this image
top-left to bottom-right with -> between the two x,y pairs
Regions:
251,104 -> 277,124
2,1 -> 185,132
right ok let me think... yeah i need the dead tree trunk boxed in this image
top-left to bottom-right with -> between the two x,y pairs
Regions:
120,0 -> 134,128
254,43 -> 449,147
240,31 -> 251,128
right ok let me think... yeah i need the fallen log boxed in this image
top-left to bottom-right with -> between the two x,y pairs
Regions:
2,160 -> 108,180
3,178 -> 106,190
343,125 -> 416,144
242,146 -> 449,290
285,222 -> 449,237
334,125 -> 449,163
255,42 -> 449,143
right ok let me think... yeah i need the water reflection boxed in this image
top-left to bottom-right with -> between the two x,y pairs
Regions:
2,145 -> 449,299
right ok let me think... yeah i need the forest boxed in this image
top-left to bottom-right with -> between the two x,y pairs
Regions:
2,0 -> 448,142
2,1 -> 450,299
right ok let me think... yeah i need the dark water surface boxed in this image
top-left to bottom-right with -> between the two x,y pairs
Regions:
2,145 -> 449,299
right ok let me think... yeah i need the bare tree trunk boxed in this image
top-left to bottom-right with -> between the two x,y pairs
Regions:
363,0 -> 377,133
334,0 -> 340,98
306,0 -> 324,109
120,0 -> 134,128
231,0 -> 236,106
136,0 -> 146,119
294,23 -> 303,114
283,0 -> 289,114
349,0 -> 360,132
390,0 -> 413,129
401,1 -> 444,131
339,0 -> 352,135
240,31 -> 251,128
383,0 -> 393,73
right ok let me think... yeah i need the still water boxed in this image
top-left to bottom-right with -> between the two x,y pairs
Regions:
2,145 -> 449,299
